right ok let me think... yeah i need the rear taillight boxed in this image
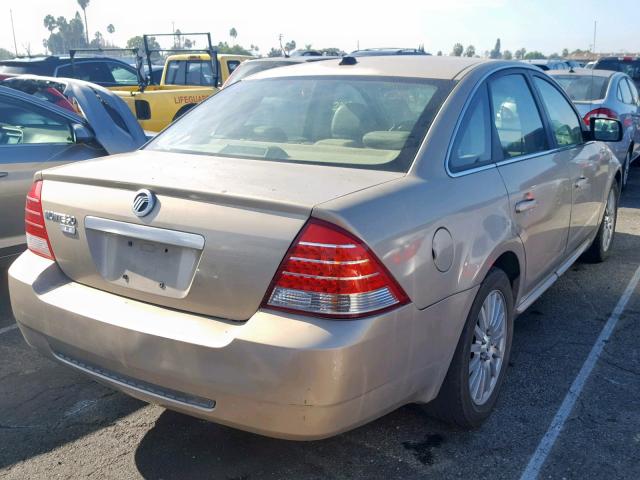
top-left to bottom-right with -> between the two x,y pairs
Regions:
263,218 -> 409,318
583,107 -> 618,126
25,181 -> 55,260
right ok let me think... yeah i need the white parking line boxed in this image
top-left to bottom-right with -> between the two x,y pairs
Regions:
0,323 -> 17,336
520,264 -> 640,480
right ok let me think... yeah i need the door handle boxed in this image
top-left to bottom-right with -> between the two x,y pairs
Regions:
575,176 -> 588,189
0,172 -> 8,178
515,198 -> 537,213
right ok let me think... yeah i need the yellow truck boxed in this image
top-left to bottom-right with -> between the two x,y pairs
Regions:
114,34 -> 251,132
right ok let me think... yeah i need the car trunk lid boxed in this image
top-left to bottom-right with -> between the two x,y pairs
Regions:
39,150 -> 403,320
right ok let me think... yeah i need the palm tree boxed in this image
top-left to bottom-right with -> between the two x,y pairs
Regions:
77,0 -> 90,44
229,28 -> 237,44
107,24 -> 115,46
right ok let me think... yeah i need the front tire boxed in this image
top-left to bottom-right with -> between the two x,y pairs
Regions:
428,268 -> 514,428
583,182 -> 618,263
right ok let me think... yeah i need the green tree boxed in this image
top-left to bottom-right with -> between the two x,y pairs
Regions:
319,47 -> 345,56
514,48 -> 526,60
126,35 -> 162,61
284,40 -> 296,56
229,27 -> 237,44
0,47 -> 12,60
464,45 -> 475,57
267,47 -> 282,57
562,48 -> 569,57
524,51 -> 546,60
452,43 -> 464,56
489,38 -> 501,59
215,41 -> 252,55
502,50 -> 513,60
77,0 -> 90,44
548,52 -> 561,59
42,12 -> 88,54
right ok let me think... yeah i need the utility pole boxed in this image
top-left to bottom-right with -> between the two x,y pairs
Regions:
10,9 -> 18,56
592,20 -> 597,59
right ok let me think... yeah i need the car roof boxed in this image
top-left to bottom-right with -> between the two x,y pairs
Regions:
547,68 -> 617,78
0,55 -> 132,65
247,55 -> 493,81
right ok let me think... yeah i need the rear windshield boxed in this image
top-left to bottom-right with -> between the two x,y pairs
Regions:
595,59 -> 640,82
148,76 -> 454,172
553,75 -> 609,101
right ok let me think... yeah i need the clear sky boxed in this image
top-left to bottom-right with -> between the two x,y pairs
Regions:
2,0 -> 639,57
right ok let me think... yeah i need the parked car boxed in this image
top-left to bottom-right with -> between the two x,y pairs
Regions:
223,55 -> 337,88
350,48 -> 430,56
0,55 -> 140,88
8,57 -> 623,440
549,68 -> 640,186
0,76 -> 147,263
593,56 -> 640,90
521,59 -> 569,71
585,61 -> 596,70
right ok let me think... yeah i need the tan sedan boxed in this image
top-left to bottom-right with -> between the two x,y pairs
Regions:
9,56 -> 623,439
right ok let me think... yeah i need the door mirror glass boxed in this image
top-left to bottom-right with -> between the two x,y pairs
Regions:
590,117 -> 623,142
72,123 -> 95,144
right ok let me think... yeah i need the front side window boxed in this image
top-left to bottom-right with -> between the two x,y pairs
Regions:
534,77 -> 583,147
148,76 -> 454,172
490,74 -> 547,158
108,63 -> 138,85
0,96 -> 74,145
449,84 -> 492,172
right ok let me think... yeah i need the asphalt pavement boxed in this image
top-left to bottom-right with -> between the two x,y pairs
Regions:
1,169 -> 640,479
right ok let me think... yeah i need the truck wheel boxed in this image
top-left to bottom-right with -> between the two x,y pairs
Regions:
584,182 -> 618,263
173,104 -> 196,122
427,268 -> 514,428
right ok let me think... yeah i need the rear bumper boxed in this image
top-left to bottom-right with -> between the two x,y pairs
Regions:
9,250 -> 476,440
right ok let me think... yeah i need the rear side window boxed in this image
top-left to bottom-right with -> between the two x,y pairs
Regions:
533,77 -> 583,147
227,60 -> 241,74
449,84 -> 492,173
618,79 -> 634,104
489,74 -> 547,159
107,62 -> 138,85
57,62 -> 114,84
626,78 -> 639,104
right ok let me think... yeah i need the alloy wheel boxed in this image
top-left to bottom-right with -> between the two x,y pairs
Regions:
469,290 -> 507,406
602,188 -> 616,252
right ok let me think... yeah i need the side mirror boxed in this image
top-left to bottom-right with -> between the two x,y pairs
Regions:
72,123 -> 95,144
590,117 -> 623,142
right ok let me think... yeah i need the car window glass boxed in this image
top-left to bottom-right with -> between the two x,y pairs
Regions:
186,61 -> 214,86
108,63 -> 138,85
490,74 -> 547,158
533,77 -> 583,147
449,85 -> 492,172
149,77 -> 453,172
165,61 -> 186,85
626,78 -> 639,104
227,60 -> 241,74
0,97 -> 74,145
619,78 -> 634,104
57,62 -> 115,84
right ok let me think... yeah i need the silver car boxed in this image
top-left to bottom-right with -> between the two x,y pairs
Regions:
8,57 -> 623,439
549,68 -> 640,187
0,76 -> 147,263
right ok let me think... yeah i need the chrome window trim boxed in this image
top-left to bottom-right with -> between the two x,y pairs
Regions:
444,64 -> 580,178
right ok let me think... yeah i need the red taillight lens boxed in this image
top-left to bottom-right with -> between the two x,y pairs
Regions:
25,181 -> 55,260
263,218 -> 409,318
583,108 -> 618,126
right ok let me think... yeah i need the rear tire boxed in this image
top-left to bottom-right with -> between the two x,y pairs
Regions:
583,182 -> 618,263
427,268 -> 514,428
622,151 -> 631,190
